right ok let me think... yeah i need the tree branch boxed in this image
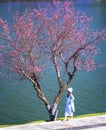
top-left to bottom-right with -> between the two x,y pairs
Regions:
52,52 -> 63,88
22,70 -> 50,108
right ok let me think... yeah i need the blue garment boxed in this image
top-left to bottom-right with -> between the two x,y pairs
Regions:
65,94 -> 75,116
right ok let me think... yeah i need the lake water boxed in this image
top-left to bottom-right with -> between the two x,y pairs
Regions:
0,1 -> 106,125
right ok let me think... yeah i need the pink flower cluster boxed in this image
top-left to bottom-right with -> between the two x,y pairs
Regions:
0,0 -> 106,79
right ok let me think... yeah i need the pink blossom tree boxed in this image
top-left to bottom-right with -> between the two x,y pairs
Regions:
0,1 -> 106,121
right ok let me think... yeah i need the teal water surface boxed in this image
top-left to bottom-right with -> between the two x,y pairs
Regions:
0,1 -> 106,125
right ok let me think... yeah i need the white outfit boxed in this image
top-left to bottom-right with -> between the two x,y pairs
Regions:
65,94 -> 75,117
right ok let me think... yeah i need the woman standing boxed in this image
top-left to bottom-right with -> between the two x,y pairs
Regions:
63,88 -> 75,121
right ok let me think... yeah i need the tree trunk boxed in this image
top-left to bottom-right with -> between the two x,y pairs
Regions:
49,107 -> 59,121
30,70 -> 76,121
33,88 -> 59,121
49,87 -> 64,121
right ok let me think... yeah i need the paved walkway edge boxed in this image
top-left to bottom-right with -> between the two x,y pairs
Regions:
0,115 -> 106,130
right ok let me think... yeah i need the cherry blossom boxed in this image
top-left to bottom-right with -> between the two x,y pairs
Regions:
0,1 -> 106,121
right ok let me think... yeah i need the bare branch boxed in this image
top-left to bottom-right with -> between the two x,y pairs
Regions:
52,52 -> 63,87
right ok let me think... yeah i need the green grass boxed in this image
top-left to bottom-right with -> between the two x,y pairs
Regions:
0,112 -> 106,128
0,120 -> 45,128
57,112 -> 106,121
74,112 -> 106,118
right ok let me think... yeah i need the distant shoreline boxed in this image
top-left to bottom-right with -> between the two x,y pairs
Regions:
0,0 -> 106,3
0,0 -> 51,2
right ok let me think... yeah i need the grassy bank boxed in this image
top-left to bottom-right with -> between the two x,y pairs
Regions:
0,112 -> 106,128
57,112 -> 106,120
